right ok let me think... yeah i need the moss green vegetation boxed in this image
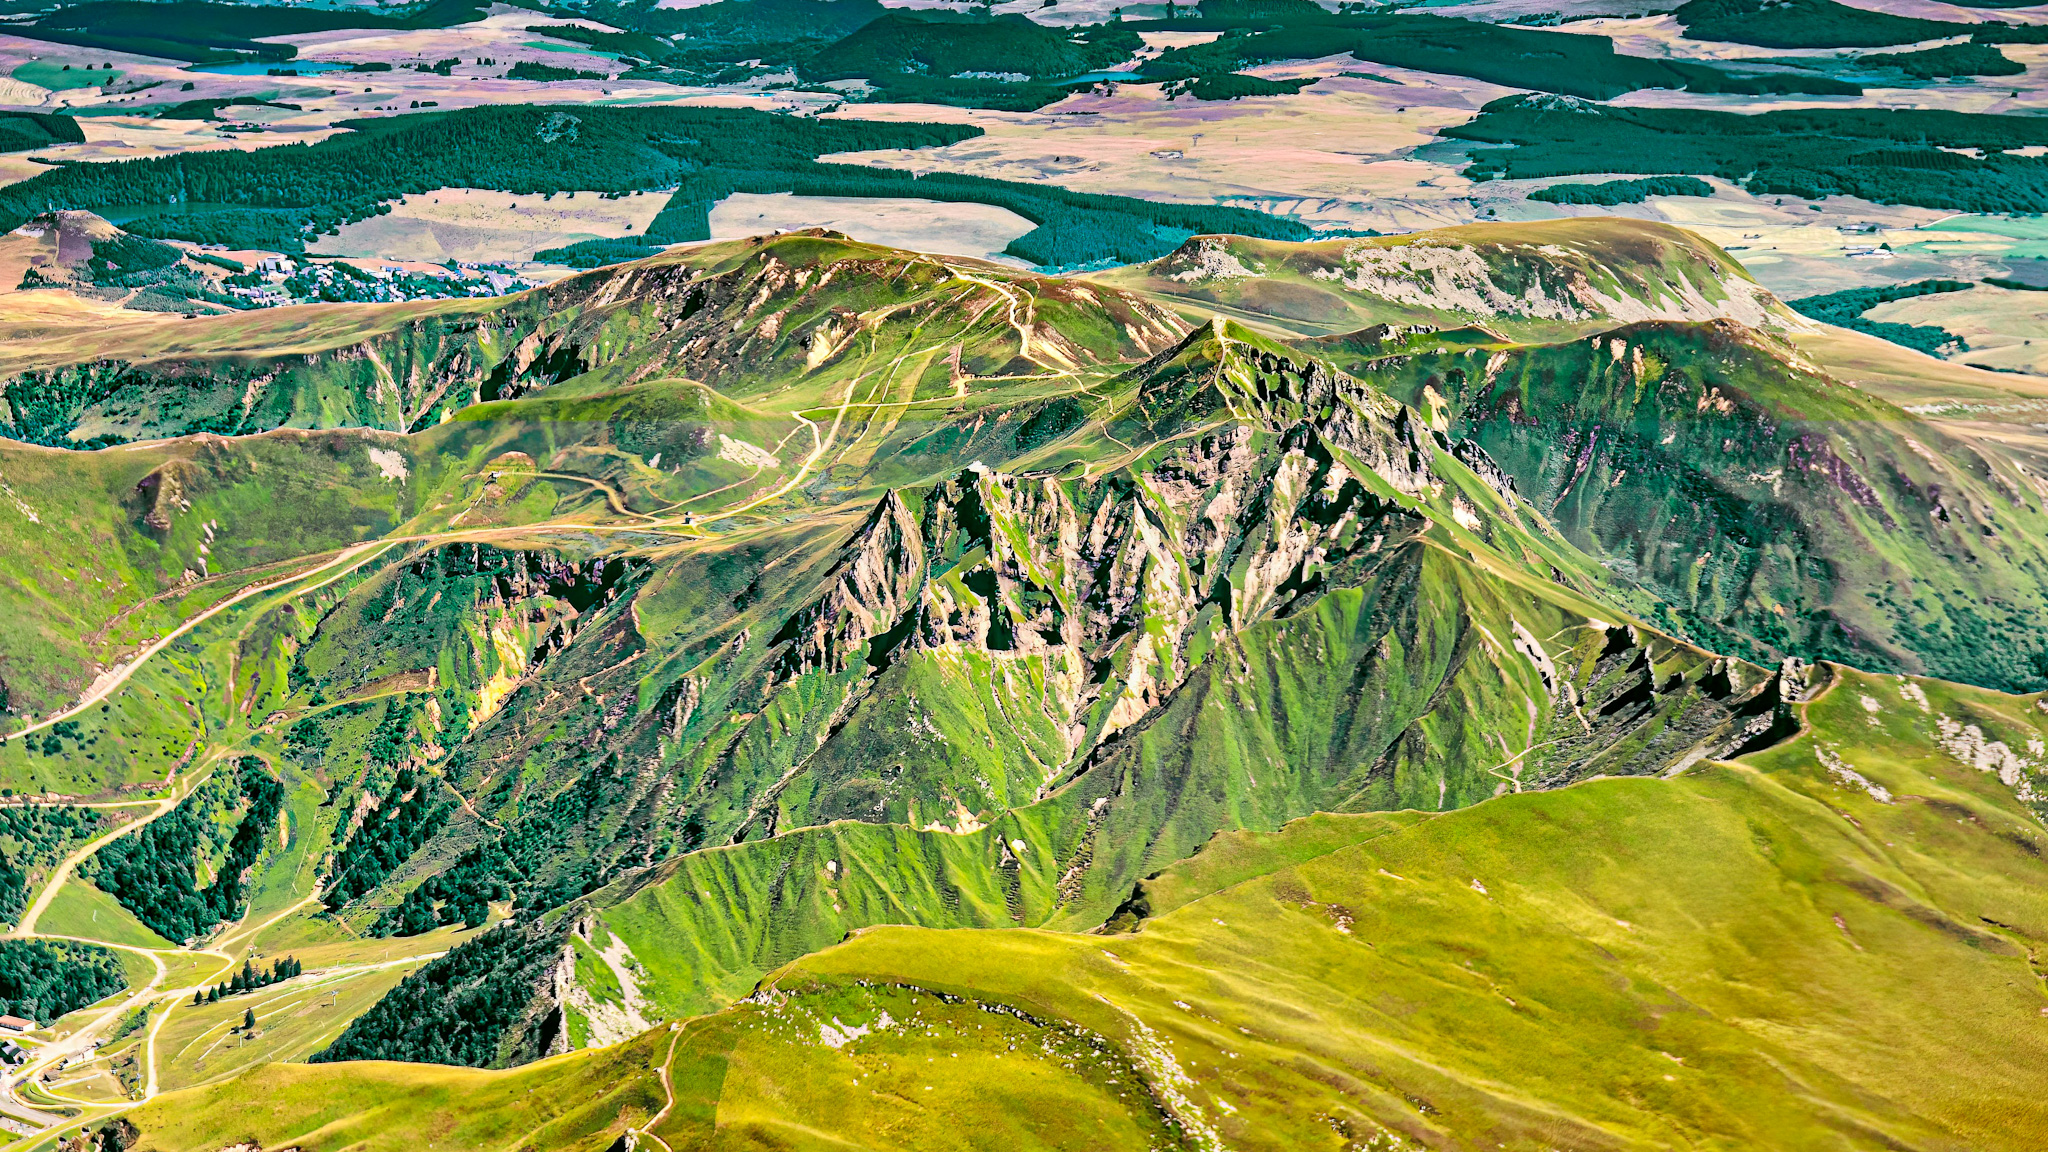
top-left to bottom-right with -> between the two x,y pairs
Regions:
739,666 -> 2048,1151
10,222 -> 2048,1149
10,61 -> 103,92
36,879 -> 173,949
1453,95 -> 2048,214
125,1032 -> 672,1152
118,663 -> 2048,1151
156,961 -> 419,1093
1347,318 -> 2048,694
308,314 -> 1782,1060
1096,217 -> 1778,341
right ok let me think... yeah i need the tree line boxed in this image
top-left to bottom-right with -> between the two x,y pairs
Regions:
1133,12 -> 1861,100
83,756 -> 285,943
11,0 -> 491,64
1675,0 -> 2048,50
311,924 -> 556,1066
1787,279 -> 1974,357
191,956 -> 303,1005
0,105 -> 978,252
324,767 -> 452,911
0,939 -> 125,1024
1451,96 -> 2048,215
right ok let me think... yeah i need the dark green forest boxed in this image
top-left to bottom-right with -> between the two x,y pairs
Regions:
311,924 -> 557,1066
1133,13 -> 1861,100
323,768 -> 451,911
1167,73 -> 1315,101
0,114 -> 85,155
801,13 -> 1137,82
1788,279 -> 1974,356
541,3 -> 1855,107
540,157 -> 1309,269
1452,96 -> 2048,214
580,0 -> 885,78
8,0 -> 495,63
504,61 -> 604,83
525,22 -> 675,63
1530,177 -> 1716,205
1674,0 -> 2048,49
193,956 -> 301,1005
156,98 -> 300,123
365,744 -> 665,939
1862,43 -> 2024,80
82,757 -> 285,943
0,104 -> 1300,268
371,839 -> 514,935
0,939 -> 125,1024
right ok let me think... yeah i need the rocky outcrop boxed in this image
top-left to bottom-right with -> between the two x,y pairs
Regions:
1133,217 -> 1793,339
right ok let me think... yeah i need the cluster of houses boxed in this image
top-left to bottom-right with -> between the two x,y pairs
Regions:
223,256 -> 535,307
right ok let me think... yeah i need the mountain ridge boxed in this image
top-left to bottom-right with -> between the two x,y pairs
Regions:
3,219 -> 2047,1152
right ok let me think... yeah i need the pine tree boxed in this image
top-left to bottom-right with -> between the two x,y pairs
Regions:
242,1007 -> 255,1030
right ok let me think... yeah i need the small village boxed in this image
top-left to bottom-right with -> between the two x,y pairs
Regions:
219,253 -> 537,307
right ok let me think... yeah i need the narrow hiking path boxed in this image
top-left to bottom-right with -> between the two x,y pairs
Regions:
10,749 -> 227,939
0,335 -> 924,1148
0,937 -> 171,1125
2,540 -> 396,745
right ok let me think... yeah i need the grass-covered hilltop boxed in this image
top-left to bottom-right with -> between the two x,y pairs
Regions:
1,215 -> 2047,1152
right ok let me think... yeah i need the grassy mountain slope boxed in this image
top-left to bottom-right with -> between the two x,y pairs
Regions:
1332,319 -> 2048,693
749,664 -> 2048,1152
9,220 -> 2048,1150
0,230 -> 1182,721
310,322 -> 1787,1060
0,228 -> 1186,448
120,661 -> 2048,1151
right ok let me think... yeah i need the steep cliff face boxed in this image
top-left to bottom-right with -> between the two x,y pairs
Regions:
324,327 -> 1793,1052
1339,318 -> 2048,693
